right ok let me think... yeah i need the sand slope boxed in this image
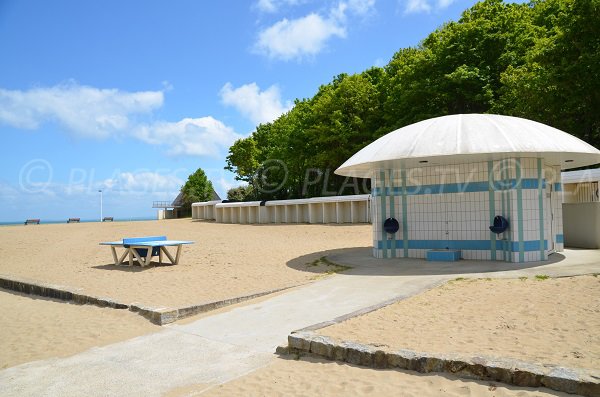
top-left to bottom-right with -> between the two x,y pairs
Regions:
199,356 -> 572,396
0,220 -> 370,307
0,290 -> 159,369
319,276 -> 600,370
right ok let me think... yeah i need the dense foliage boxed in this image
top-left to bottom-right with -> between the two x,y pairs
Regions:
227,184 -> 255,201
226,0 -> 600,201
182,168 -> 214,204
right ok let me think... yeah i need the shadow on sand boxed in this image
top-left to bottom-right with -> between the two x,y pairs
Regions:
91,262 -> 174,272
287,246 -> 567,277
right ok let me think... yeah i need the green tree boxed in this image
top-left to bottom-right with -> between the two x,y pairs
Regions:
496,0 -> 600,147
181,168 -> 214,204
225,137 -> 260,184
224,0 -> 599,200
226,185 -> 255,201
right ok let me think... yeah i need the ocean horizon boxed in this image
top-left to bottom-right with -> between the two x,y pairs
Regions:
0,216 -> 156,226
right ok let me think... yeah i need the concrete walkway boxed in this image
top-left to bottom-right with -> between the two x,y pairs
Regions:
1,248 -> 598,396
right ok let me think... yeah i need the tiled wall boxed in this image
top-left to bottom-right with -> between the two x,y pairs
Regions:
371,158 -> 563,263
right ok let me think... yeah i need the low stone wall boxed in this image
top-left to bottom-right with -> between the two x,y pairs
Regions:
283,331 -> 599,397
0,274 -> 294,325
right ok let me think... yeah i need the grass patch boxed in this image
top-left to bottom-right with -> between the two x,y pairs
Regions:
535,274 -> 549,280
306,256 -> 352,276
519,276 -> 528,281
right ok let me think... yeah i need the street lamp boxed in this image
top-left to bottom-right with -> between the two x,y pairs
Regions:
99,190 -> 103,222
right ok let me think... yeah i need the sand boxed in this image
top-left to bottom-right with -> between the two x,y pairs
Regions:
0,219 -> 370,307
319,275 -> 600,370
197,356 -> 571,397
0,289 -> 159,369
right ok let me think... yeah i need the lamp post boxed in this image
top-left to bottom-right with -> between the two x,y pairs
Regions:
99,190 -> 103,222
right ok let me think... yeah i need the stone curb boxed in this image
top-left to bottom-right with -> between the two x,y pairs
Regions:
138,285 -> 299,325
284,331 -> 600,397
297,279 -> 449,333
0,274 -> 296,325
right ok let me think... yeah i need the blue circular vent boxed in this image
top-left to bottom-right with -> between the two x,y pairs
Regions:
383,218 -> 400,234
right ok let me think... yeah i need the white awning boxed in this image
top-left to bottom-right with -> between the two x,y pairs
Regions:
336,114 -> 600,178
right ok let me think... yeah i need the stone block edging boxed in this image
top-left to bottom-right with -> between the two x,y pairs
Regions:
284,331 -> 600,397
0,274 -> 296,325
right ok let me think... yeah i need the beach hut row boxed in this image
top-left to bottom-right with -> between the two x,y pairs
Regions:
192,195 -> 371,224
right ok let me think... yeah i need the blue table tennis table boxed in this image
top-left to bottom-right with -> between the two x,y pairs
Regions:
100,236 -> 194,267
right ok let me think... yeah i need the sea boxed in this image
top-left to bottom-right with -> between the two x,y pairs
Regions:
0,217 -> 156,226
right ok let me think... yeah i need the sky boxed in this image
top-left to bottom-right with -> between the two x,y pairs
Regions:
0,0 -> 484,222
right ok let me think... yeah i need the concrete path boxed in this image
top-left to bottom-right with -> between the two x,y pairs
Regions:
1,248 -> 598,396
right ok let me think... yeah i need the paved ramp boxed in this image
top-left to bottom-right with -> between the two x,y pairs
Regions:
0,263 -> 444,396
2,248 -> 598,396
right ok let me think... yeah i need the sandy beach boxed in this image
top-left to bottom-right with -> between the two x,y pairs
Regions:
2,219 -> 598,394
318,275 -> 600,370
198,356 -> 571,397
0,290 -> 159,369
0,219 -> 370,308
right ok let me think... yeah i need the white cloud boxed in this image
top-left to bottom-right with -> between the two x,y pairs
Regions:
254,1 -> 376,61
436,0 -> 455,8
220,82 -> 292,125
0,82 -> 163,138
134,117 -> 242,157
217,177 -> 238,193
255,13 -> 346,60
101,171 -> 184,194
255,0 -> 304,13
405,0 -> 431,13
346,0 -> 376,15
403,0 -> 454,14
0,182 -> 19,201
0,81 -> 241,158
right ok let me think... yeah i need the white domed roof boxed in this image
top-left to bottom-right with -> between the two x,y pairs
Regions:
335,114 -> 600,178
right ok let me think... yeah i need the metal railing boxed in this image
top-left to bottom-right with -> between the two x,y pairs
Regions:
153,201 -> 176,208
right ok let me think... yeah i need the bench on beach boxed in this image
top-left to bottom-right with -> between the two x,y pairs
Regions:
102,217 -> 114,222
67,218 -> 80,223
99,235 -> 194,267
24,219 -> 40,225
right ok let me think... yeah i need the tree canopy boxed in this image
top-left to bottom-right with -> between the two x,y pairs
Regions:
226,0 -> 600,201
182,168 -> 214,204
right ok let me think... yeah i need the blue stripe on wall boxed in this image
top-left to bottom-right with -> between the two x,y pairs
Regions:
516,158 -> 525,262
556,234 -> 564,244
401,169 -> 409,257
372,178 -> 541,197
537,159 -> 545,260
376,239 -> 547,252
487,161 -> 496,261
379,170 -> 387,259
389,170 -> 396,258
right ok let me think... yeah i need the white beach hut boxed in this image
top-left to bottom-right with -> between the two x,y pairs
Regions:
335,114 -> 600,262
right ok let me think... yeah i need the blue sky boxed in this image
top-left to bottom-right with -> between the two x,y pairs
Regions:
0,0 -> 483,222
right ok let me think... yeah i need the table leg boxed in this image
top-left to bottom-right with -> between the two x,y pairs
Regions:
131,248 -> 145,266
145,248 -> 153,267
128,248 -> 133,266
118,249 -> 129,265
174,245 -> 182,265
159,248 -> 163,265
162,246 -> 176,264
110,247 -> 118,265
